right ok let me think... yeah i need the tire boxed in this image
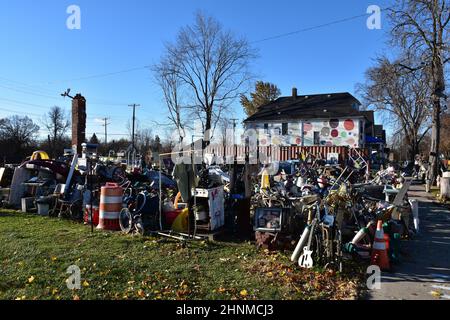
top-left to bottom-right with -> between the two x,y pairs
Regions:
119,208 -> 134,234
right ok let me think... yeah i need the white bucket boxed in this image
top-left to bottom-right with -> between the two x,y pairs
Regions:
37,203 -> 50,216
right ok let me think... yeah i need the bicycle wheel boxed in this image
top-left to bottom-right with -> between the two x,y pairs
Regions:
119,208 -> 134,234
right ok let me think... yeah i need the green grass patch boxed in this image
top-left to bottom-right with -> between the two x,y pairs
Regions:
0,210 -> 365,300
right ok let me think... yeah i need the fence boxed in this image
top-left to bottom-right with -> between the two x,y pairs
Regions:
204,144 -> 368,164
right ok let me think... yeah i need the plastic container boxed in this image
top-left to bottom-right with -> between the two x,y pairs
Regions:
165,209 -> 182,227
84,205 -> 100,226
98,183 -> 123,231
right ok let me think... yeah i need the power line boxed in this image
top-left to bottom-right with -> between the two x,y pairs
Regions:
0,97 -> 56,110
46,66 -> 149,84
0,106 -> 42,117
0,80 -> 130,106
252,6 -> 393,44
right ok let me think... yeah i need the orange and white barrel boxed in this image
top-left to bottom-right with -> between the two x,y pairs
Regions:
97,183 -> 123,231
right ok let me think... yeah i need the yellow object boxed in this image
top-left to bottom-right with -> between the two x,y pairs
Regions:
261,169 -> 270,189
31,151 -> 50,161
172,208 -> 189,232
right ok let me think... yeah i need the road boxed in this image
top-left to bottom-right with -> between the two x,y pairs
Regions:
367,183 -> 450,300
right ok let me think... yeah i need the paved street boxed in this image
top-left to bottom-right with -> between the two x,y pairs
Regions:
368,183 -> 450,300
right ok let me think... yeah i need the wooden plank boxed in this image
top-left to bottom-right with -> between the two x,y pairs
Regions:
393,179 -> 412,206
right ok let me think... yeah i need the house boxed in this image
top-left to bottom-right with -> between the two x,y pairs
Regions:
244,88 -> 384,150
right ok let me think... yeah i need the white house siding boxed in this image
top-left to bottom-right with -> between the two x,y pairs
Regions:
245,118 -> 364,148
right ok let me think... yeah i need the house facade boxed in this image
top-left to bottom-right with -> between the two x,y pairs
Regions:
244,89 -> 378,149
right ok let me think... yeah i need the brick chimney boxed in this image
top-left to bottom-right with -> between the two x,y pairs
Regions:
292,87 -> 298,99
72,94 -> 86,155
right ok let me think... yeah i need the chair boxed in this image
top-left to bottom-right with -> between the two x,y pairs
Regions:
49,184 -> 82,219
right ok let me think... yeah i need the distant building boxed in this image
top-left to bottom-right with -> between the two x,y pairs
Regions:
244,88 -> 385,150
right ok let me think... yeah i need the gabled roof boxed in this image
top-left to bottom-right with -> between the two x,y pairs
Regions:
244,92 -> 364,122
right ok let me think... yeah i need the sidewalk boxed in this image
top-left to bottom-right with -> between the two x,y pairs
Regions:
368,183 -> 450,300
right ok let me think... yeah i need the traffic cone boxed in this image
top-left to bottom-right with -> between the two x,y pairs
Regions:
370,220 -> 390,271
384,233 -> 390,252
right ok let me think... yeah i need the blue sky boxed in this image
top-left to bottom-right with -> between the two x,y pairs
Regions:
0,0 -> 394,141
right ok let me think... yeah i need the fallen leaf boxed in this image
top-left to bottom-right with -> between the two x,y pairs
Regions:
28,276 -> 35,283
431,291 -> 442,297
137,289 -> 145,298
82,280 -> 90,287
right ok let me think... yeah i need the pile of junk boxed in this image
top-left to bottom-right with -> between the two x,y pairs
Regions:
0,144 -> 419,272
0,145 -> 234,242
250,155 -> 419,272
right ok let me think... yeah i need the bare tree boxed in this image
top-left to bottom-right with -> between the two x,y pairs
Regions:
135,127 -> 154,155
389,0 -> 450,183
154,56 -> 186,143
0,115 -> 40,162
42,106 -> 70,157
358,56 -> 432,160
157,12 -> 256,144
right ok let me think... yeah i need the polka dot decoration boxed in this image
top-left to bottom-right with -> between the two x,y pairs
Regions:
321,127 -> 330,137
331,129 -> 339,138
344,119 -> 355,131
330,119 -> 339,128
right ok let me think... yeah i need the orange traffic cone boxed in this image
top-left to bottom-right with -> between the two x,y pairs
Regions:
371,220 -> 390,271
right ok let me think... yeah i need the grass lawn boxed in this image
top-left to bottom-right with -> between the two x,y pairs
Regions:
0,210 -> 366,300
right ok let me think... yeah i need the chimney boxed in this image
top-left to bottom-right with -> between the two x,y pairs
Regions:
72,94 -> 86,155
292,87 -> 298,99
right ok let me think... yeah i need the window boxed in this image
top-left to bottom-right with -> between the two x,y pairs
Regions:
282,123 -> 288,136
264,123 -> 269,134
314,131 -> 320,145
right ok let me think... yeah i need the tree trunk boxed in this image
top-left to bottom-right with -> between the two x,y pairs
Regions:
429,96 -> 441,185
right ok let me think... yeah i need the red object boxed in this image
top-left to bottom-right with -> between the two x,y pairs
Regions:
371,220 -> 390,271
344,119 -> 355,131
84,205 -> 99,226
165,210 -> 182,227
384,234 -> 390,252
331,129 -> 339,138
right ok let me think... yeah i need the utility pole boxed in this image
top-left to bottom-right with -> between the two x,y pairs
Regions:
231,118 -> 239,160
230,118 -> 239,194
128,104 -> 141,150
101,117 -> 110,145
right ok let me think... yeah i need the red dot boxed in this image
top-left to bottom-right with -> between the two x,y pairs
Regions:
331,129 -> 339,138
344,119 -> 355,131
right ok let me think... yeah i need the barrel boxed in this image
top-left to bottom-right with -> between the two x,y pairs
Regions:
98,183 -> 123,231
